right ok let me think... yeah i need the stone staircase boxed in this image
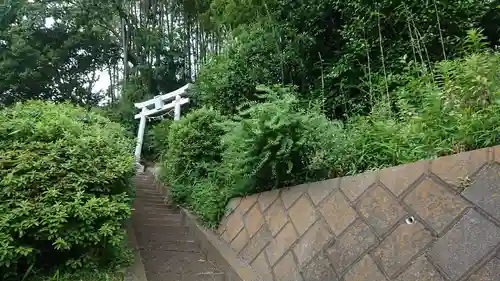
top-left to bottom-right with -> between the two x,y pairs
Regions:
131,172 -> 226,281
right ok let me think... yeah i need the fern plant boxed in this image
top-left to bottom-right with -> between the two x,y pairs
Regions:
221,85 -> 342,196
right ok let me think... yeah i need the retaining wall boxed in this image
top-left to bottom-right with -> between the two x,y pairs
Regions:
193,146 -> 500,281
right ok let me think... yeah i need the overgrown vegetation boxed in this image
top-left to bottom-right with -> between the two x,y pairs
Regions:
220,86 -> 341,195
0,101 -> 134,281
160,107 -> 226,206
153,34 -> 500,227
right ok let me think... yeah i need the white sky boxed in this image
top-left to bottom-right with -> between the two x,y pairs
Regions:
93,70 -> 110,92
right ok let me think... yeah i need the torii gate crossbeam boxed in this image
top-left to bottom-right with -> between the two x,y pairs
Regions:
133,84 -> 191,166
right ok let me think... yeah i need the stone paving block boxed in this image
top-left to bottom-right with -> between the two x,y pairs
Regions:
395,255 -> 445,281
217,215 -> 228,235
225,210 -> 244,241
344,254 -> 387,281
301,252 -> 338,281
404,178 -> 469,233
288,195 -> 317,236
293,220 -> 334,267
467,257 -> 500,281
431,149 -> 488,188
225,197 -> 241,217
258,189 -> 280,212
327,219 -> 377,274
273,251 -> 303,281
251,251 -> 274,281
281,184 -> 308,209
239,225 -> 273,263
239,194 -> 259,215
340,171 -> 377,202
379,160 -> 428,197
221,230 -> 232,244
319,189 -> 357,236
265,198 -> 289,236
358,185 -> 407,236
428,209 -> 500,281
230,228 -> 249,254
462,165 -> 500,221
266,222 -> 298,266
494,146 -> 500,163
307,178 -> 338,206
373,221 -> 433,277
244,203 -> 265,238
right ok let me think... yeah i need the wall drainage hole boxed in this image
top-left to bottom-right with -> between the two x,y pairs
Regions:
405,216 -> 416,224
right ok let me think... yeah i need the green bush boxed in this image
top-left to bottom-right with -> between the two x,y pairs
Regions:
161,107 -> 227,204
0,101 -> 135,280
188,173 -> 230,228
221,85 -> 341,196
194,22 -> 304,116
143,119 -> 173,161
340,50 -> 500,173
179,51 -> 500,228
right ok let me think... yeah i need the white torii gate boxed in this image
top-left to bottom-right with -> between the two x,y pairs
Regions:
133,84 -> 192,166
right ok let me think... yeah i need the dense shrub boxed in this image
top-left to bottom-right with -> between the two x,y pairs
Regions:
166,51 -> 500,228
188,173 -> 230,228
340,50 -> 500,173
161,107 -> 227,204
194,22 -> 305,116
143,119 -> 173,161
0,101 -> 135,280
221,85 -> 342,196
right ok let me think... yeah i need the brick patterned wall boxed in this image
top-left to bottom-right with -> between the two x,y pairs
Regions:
215,146 -> 500,281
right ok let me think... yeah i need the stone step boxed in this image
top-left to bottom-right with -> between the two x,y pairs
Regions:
133,218 -> 183,227
134,185 -> 159,191
134,204 -> 175,211
135,192 -> 166,198
134,200 -> 175,206
133,214 -> 182,222
134,199 -> 172,207
133,197 -> 173,204
135,196 -> 169,203
134,201 -> 176,208
132,173 -> 226,281
135,231 -> 195,244
133,207 -> 180,216
139,251 -> 224,281
134,182 -> 157,188
135,225 -> 191,234
138,240 -> 201,253
134,211 -> 180,218
133,212 -> 182,220
137,197 -> 169,204
136,225 -> 193,236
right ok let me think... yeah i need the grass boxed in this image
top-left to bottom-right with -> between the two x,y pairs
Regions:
26,267 -> 128,281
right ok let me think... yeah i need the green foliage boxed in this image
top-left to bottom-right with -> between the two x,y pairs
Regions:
25,264 -> 130,281
161,107 -> 227,204
168,50 -> 500,228
341,51 -> 500,173
0,0 -> 121,107
221,85 -> 341,195
0,101 -> 135,280
143,119 -> 173,161
195,22 -> 306,115
199,0 -> 498,118
165,86 -> 342,227
188,174 -> 230,228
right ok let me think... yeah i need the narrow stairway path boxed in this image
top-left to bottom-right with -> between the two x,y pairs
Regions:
132,172 -> 225,281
